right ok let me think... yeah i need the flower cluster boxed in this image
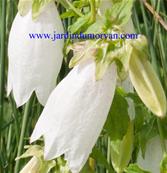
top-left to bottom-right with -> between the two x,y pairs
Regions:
8,0 -> 167,173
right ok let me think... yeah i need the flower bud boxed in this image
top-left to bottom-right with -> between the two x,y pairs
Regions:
129,50 -> 167,117
20,156 -> 40,173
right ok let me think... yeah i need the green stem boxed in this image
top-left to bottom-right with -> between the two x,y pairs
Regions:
157,118 -> 167,153
158,30 -> 167,92
0,2 -> 6,172
7,125 -> 12,157
14,96 -> 34,173
0,0 -> 6,125
65,0 -> 83,17
89,0 -> 96,22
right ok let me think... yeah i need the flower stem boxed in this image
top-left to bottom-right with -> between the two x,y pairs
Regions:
89,0 -> 96,22
0,0 -> 6,126
14,96 -> 34,173
157,118 -> 167,154
65,0 -> 83,17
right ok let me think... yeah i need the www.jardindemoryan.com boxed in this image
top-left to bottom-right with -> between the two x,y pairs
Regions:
28,32 -> 139,41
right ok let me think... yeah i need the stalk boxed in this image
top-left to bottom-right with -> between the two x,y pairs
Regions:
89,0 -> 96,23
107,137 -> 110,173
0,0 -> 6,125
7,125 -> 12,157
14,96 -> 34,173
65,0 -> 83,17
0,2 -> 6,172
157,118 -> 167,153
139,1 -> 159,76
158,30 -> 167,92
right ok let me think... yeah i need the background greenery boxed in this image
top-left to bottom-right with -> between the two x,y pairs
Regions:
0,0 -> 167,172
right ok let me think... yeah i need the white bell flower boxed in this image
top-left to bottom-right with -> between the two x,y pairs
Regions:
31,59 -> 117,173
7,2 -> 64,107
137,136 -> 166,173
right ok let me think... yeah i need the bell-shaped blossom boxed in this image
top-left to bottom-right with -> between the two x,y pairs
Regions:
7,2 -> 64,107
137,136 -> 166,173
31,60 -> 117,173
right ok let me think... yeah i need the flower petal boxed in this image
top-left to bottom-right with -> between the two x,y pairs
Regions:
137,136 -> 165,173
7,2 -> 64,107
31,60 -> 117,173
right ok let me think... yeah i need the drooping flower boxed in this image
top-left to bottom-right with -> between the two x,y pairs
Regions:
29,1 -> 167,173
137,136 -> 166,173
7,2 -> 64,107
31,59 -> 117,173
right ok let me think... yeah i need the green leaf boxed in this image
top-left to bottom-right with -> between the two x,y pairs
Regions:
159,117 -> 167,139
137,118 -> 158,157
85,20 -> 104,34
118,42 -> 133,72
104,0 -> 134,27
16,145 -> 43,160
69,14 -> 91,33
60,10 -> 76,19
95,43 -> 110,80
161,154 -> 167,173
124,164 -> 151,173
90,147 -> 113,172
110,122 -> 134,173
127,92 -> 152,133
57,0 -> 69,9
80,162 -> 95,173
104,89 -> 130,140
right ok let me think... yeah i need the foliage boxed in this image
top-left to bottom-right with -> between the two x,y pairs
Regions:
0,0 -> 167,173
